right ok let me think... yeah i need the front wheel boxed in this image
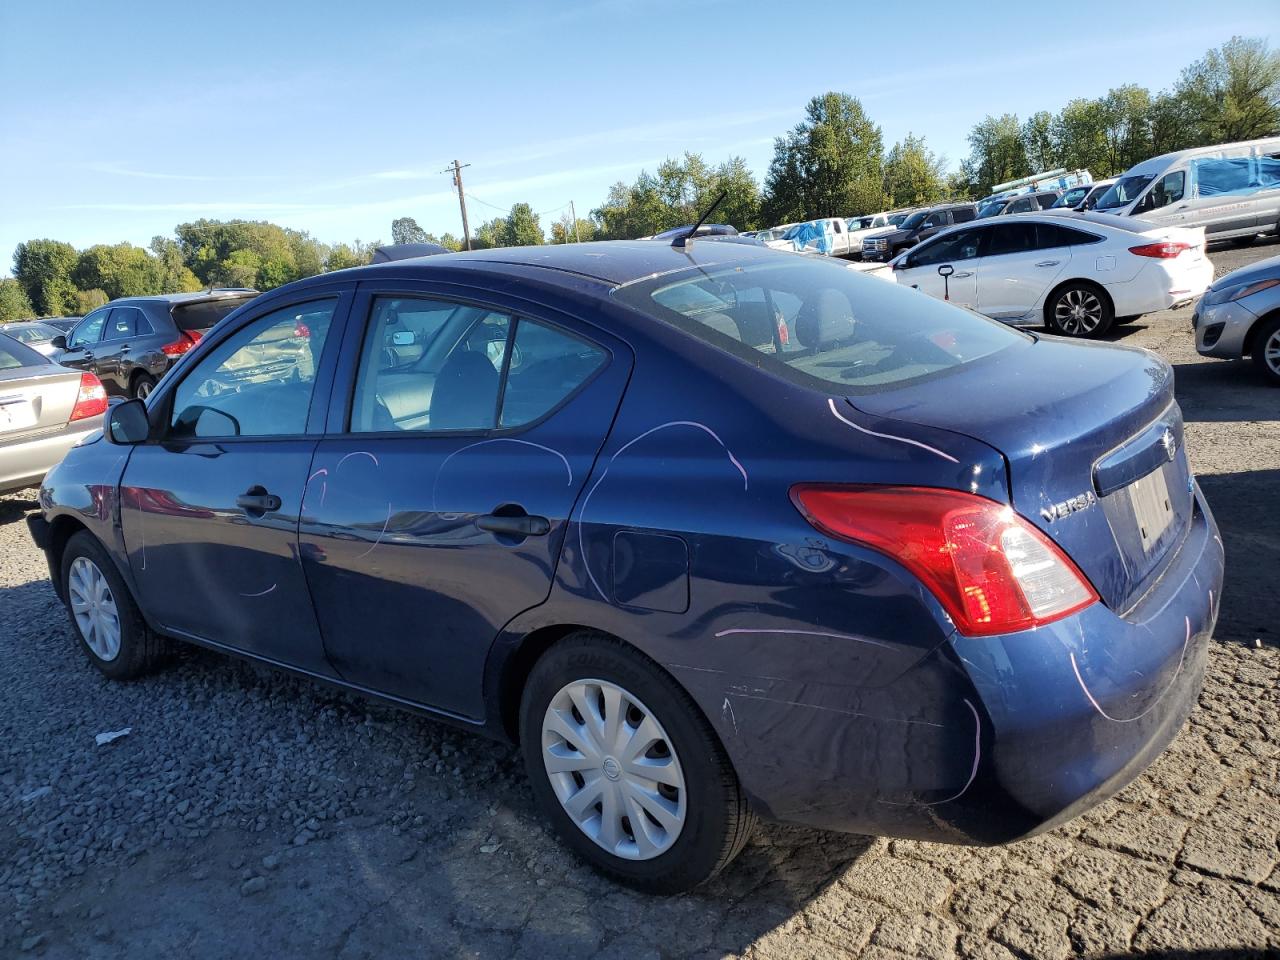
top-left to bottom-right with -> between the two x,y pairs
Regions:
520,632 -> 754,893
1046,283 -> 1114,338
61,532 -> 166,680
1252,315 -> 1280,386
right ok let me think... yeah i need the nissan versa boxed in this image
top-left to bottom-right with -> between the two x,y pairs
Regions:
28,240 -> 1223,893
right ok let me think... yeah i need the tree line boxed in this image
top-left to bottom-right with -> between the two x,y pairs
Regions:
4,36 -> 1275,324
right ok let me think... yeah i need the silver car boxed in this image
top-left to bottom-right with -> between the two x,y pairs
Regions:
1193,253 -> 1280,385
0,332 -> 108,494
3,320 -> 68,357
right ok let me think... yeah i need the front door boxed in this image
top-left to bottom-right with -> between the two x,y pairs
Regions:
118,291 -> 351,675
56,307 -> 109,374
299,289 -> 631,718
895,227 -> 982,309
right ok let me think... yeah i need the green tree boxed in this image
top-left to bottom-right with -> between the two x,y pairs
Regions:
75,289 -> 109,314
1051,100 -> 1110,176
959,114 -> 1029,197
1175,36 -> 1280,143
882,134 -> 948,208
391,217 -> 429,245
1100,85 -> 1154,174
593,153 -> 759,238
762,92 -> 884,222
0,278 -> 34,323
500,203 -> 544,246
149,237 -> 203,293
1021,111 -> 1058,172
13,239 -> 79,315
423,232 -> 464,251
549,215 -> 599,244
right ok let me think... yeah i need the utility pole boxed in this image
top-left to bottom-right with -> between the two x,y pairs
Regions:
441,160 -> 472,250
569,200 -> 581,243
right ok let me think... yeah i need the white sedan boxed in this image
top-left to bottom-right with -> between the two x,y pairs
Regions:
887,211 -> 1213,337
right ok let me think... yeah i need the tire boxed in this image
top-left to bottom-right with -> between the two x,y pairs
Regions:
61,531 -> 165,680
1045,282 -> 1114,338
519,632 -> 755,894
1251,314 -> 1280,386
131,372 -> 157,400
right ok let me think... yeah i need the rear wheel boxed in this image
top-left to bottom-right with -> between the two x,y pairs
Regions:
61,532 -> 165,680
520,632 -> 754,893
131,372 -> 157,400
1046,282 -> 1114,338
1252,315 -> 1280,386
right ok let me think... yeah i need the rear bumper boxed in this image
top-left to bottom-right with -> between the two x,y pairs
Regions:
688,485 -> 1222,845
1111,257 -> 1214,317
1194,298 -> 1258,359
0,420 -> 100,494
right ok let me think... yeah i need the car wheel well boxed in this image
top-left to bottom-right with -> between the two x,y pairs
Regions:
1243,308 -> 1280,358
1043,277 -> 1114,325
47,515 -> 90,599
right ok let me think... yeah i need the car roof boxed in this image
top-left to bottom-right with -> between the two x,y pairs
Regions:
289,240 -> 786,289
113,290 -> 258,306
5,320 -> 60,330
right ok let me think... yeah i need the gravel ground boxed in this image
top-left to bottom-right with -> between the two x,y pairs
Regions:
1,239 -> 1277,959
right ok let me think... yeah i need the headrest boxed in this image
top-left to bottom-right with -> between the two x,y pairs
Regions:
795,289 -> 855,349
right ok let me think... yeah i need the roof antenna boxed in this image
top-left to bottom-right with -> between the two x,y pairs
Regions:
672,191 -> 727,248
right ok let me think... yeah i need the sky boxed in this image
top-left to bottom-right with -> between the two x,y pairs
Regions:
1,0 -> 1275,273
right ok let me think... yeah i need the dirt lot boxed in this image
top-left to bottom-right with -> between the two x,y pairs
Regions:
1,240 -> 1277,959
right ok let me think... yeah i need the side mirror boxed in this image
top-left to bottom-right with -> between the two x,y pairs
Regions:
51,335 -> 67,350
106,398 -> 150,445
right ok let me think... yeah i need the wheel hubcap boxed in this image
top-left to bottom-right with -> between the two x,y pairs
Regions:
68,556 -> 121,661
1054,289 -> 1103,335
136,380 -> 152,399
1265,330 -> 1280,376
541,679 -> 687,861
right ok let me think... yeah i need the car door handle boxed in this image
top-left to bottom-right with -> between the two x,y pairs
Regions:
1035,260 -> 1061,267
952,271 -> 974,279
477,512 -> 550,537
236,487 -> 282,515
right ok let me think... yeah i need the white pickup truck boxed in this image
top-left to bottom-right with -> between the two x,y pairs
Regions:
763,218 -> 859,257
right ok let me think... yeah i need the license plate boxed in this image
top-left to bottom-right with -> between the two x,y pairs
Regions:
0,398 -> 36,434
1128,466 -> 1174,553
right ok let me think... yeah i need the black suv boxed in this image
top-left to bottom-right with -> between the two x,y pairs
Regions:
55,290 -> 258,398
861,204 -> 977,261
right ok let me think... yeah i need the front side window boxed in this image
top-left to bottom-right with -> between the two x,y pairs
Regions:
1096,174 -> 1154,210
1006,197 -> 1034,214
69,309 -> 108,347
351,296 -> 512,433
169,300 -> 336,438
909,228 -> 983,266
1136,171 -> 1185,212
615,257 -> 1023,395
920,213 -> 943,229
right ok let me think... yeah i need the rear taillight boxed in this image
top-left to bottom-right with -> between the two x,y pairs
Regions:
1129,241 -> 1190,259
161,330 -> 202,357
69,372 -> 108,422
790,485 -> 1098,636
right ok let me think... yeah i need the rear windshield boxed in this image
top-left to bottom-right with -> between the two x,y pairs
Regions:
6,324 -> 60,344
0,334 -> 48,370
172,297 -> 255,332
613,258 -> 1024,395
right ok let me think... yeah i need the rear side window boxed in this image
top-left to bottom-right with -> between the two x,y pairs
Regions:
983,223 -> 1037,256
104,307 -> 144,340
1035,223 -> 1102,248
1192,155 -> 1280,196
500,321 -> 606,427
951,207 -> 975,223
614,258 -> 1023,395
1034,194 -> 1058,210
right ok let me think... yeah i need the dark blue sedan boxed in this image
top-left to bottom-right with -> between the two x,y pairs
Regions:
28,239 -> 1223,893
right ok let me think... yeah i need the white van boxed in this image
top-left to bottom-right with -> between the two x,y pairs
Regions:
1093,138 -> 1280,243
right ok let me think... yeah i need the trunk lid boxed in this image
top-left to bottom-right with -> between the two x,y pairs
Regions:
0,364 -> 84,442
846,336 -> 1193,612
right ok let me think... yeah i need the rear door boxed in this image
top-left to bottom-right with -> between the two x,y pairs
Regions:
118,289 -> 352,674
299,284 -> 632,718
975,221 -> 1069,320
